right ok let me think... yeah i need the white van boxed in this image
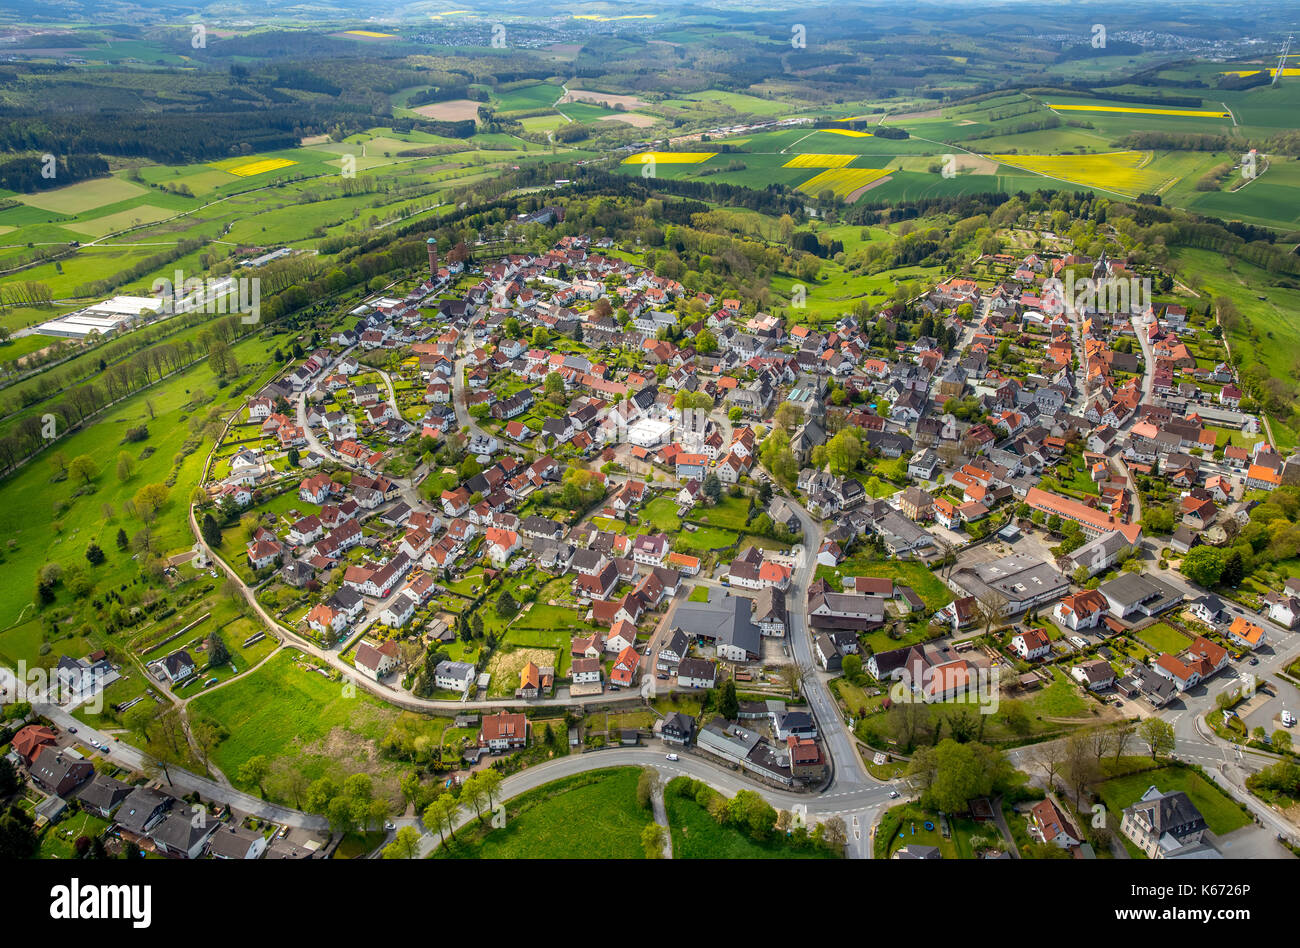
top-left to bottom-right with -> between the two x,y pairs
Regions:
1283,710 -> 1295,728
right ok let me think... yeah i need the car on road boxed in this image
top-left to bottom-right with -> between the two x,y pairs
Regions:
665,753 -> 679,761
67,727 -> 77,734
889,790 -> 900,798
1250,657 -> 1259,666
656,673 -> 667,680
385,821 -> 395,830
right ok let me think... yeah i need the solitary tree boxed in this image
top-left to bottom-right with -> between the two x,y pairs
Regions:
68,454 -> 98,486
382,825 -> 422,859
1137,718 -> 1175,760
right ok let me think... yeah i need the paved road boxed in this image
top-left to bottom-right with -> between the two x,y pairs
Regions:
34,701 -> 329,831
784,497 -> 871,794
411,745 -> 898,858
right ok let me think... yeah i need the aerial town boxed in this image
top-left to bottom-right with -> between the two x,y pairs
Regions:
0,4 -> 1297,893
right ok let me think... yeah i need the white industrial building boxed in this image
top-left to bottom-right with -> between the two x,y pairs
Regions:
37,295 -> 160,339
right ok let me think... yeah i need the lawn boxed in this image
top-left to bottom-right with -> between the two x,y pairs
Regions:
1024,667 -> 1092,718
673,525 -> 739,554
1134,622 -> 1191,655
642,496 -> 681,531
686,495 -> 753,533
436,767 -> 651,859
815,556 -> 953,611
877,803 -> 960,859
39,810 -> 111,858
1096,765 -> 1250,836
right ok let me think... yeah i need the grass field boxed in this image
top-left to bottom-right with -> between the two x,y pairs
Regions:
1135,622 -> 1192,654
485,646 -> 556,697
436,767 -> 650,859
814,556 -> 953,611
665,790 -> 836,859
1096,766 -> 1250,836
189,649 -> 449,804
17,176 -> 147,214
63,204 -> 177,237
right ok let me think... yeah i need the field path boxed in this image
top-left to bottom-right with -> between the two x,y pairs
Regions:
651,782 -> 673,858
781,130 -> 818,154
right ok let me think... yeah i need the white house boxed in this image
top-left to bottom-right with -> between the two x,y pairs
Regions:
1010,627 -> 1052,660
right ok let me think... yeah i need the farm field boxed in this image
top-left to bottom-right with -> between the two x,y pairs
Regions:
623,151 -> 717,165
795,167 -> 892,198
987,151 -> 1167,197
16,176 -> 148,214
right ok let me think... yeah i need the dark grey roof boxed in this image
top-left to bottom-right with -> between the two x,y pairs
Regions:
150,810 -> 217,853
115,787 -> 170,835
671,591 -> 762,658
76,773 -> 132,814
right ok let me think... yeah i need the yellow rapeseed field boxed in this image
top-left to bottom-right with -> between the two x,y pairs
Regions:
622,152 -> 716,164
822,128 -> 873,138
1220,68 -> 1300,78
1045,103 -> 1230,118
343,30 -> 395,38
783,153 -> 857,168
225,157 -> 298,177
796,167 -> 891,198
987,150 -> 1166,195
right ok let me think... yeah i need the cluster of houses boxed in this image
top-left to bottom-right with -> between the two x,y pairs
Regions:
6,724 -> 320,859
1028,785 -> 1220,859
